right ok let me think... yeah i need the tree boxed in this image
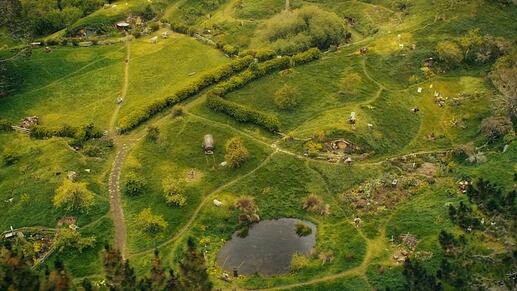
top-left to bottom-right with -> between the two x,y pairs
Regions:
0,242 -> 40,291
150,249 -> 165,290
224,137 -> 250,168
257,6 -> 345,54
53,179 -> 95,212
302,194 -> 330,215
403,259 -> 442,291
436,40 -> 463,68
234,196 -> 260,224
124,172 -> 146,197
42,259 -> 70,291
479,116 -> 512,141
178,238 -> 213,291
103,245 -> 122,287
136,208 -> 168,233
162,177 -> 187,207
274,85 -> 300,110
490,50 -> 517,123
146,126 -> 160,142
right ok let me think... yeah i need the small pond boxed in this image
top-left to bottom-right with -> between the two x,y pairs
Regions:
216,218 -> 317,276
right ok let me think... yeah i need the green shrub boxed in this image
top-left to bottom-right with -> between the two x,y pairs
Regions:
146,126 -> 160,142
295,223 -> 312,237
222,44 -> 238,56
274,85 -> 300,110
224,137 -> 250,168
124,172 -> 146,197
162,177 -> 187,207
480,116 -> 513,141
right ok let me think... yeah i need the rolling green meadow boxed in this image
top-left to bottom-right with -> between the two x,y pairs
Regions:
0,0 -> 516,290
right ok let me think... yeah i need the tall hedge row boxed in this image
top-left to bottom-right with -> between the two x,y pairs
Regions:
206,96 -> 281,132
205,48 -> 322,132
29,124 -> 103,141
118,56 -> 254,133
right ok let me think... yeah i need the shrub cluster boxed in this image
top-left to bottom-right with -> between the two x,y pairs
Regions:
118,56 -> 254,132
205,49 -> 321,132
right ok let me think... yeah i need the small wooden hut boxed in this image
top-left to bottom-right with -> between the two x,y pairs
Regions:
203,134 -> 214,154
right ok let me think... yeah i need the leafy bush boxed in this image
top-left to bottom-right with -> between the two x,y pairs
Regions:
222,44 -> 238,56
302,194 -> 329,215
479,116 -> 513,141
124,172 -> 146,197
171,105 -> 184,117
274,85 -> 300,110
291,253 -> 309,271
224,137 -> 250,168
53,179 -> 96,212
162,177 -> 187,207
54,228 -> 96,253
234,196 -> 260,224
146,126 -> 160,142
436,40 -> 463,68
295,223 -> 312,237
136,208 -> 168,233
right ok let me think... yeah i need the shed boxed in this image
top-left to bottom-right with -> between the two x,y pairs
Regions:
116,22 -> 130,30
203,134 -> 214,154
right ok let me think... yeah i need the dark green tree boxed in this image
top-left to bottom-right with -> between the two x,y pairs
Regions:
42,259 -> 71,291
179,238 -> 212,291
150,249 -> 165,290
0,242 -> 40,291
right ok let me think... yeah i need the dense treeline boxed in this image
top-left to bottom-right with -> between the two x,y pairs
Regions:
1,0 -> 114,37
256,6 -> 347,54
403,177 -> 517,290
207,48 -> 321,132
118,56 -> 254,132
0,238 -> 212,290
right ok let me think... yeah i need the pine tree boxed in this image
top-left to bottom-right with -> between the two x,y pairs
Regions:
102,245 -> 125,289
165,269 -> 179,290
150,249 -> 165,290
179,238 -> 213,291
42,259 -> 71,291
121,260 -> 136,291
0,243 -> 40,291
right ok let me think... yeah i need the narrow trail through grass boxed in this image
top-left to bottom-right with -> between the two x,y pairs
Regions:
107,35 -> 131,258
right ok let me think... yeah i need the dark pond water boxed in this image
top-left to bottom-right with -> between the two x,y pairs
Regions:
216,218 -> 317,276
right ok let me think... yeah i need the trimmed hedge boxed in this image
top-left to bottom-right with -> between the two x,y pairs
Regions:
118,56 -> 254,132
291,48 -> 322,65
30,124 -> 103,141
205,48 -> 322,132
207,95 -> 280,132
